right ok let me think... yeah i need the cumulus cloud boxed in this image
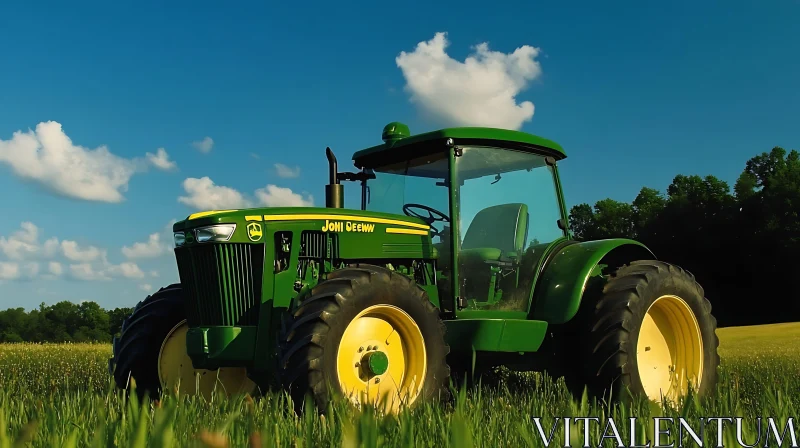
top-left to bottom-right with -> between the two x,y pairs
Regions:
0,121 -> 141,202
68,258 -> 145,282
274,163 -> 301,178
146,148 -> 177,171
192,137 -> 214,153
139,283 -> 152,292
0,222 -> 63,261
0,222 -> 40,260
69,263 -> 107,281
0,223 -> 101,263
178,177 -> 251,209
105,261 -> 145,279
255,185 -> 314,207
122,233 -> 169,259
0,262 -> 38,280
48,262 -> 63,276
42,238 -> 60,258
0,262 -> 20,280
61,241 -> 103,262
178,177 -> 313,210
0,221 -> 150,282
395,32 -> 543,130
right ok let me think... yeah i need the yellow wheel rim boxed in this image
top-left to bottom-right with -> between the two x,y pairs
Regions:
158,320 -> 257,400
636,295 -> 704,403
336,305 -> 427,414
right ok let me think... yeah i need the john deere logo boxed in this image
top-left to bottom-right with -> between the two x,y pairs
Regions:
247,222 -> 263,241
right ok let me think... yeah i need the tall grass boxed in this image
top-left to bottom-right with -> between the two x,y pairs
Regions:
0,334 -> 798,447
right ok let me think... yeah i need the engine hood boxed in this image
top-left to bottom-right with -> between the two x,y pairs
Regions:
172,207 -> 430,232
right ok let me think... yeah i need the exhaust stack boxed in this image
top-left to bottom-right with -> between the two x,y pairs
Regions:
325,147 -> 343,208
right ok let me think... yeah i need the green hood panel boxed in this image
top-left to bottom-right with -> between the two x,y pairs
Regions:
173,207 -> 436,260
173,207 -> 430,231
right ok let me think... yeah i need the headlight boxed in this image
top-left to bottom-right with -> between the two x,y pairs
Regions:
174,232 -> 186,247
194,224 -> 236,243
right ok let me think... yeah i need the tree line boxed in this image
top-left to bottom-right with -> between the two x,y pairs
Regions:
0,301 -> 132,343
569,146 -> 799,327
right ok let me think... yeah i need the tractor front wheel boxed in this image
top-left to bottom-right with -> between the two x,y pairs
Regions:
561,260 -> 719,404
279,264 -> 450,414
109,284 -> 256,400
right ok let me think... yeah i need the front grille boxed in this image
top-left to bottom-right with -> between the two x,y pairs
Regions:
175,243 -> 264,326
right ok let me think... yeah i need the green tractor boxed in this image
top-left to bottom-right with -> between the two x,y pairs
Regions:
109,122 -> 719,413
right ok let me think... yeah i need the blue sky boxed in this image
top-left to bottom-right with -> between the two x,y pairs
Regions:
0,0 -> 797,310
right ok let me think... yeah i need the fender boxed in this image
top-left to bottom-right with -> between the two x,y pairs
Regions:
530,239 -> 655,324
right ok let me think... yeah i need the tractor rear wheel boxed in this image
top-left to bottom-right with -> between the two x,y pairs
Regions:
109,284 -> 256,400
279,264 -> 450,414
559,260 -> 719,404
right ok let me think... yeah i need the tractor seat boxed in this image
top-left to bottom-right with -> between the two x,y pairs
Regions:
460,203 -> 529,265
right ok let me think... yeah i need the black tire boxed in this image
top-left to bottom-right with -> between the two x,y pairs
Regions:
279,264 -> 450,413
555,260 -> 719,403
109,284 -> 185,400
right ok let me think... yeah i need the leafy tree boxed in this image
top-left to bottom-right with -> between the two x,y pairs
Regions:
632,187 -> 666,230
108,307 -> 133,337
0,301 -> 133,343
569,145 -> 800,326
567,203 -> 597,241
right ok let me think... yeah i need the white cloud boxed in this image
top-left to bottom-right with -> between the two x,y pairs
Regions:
178,177 -> 251,209
0,262 -> 20,280
0,223 -> 63,262
0,222 -> 40,260
0,221 -> 156,284
150,270 -> 159,277
69,263 -> 108,281
61,241 -> 103,262
48,262 -> 63,276
274,163 -> 301,178
250,153 -> 260,160
68,258 -> 145,281
192,137 -> 214,153
146,148 -> 177,171
0,223 -> 106,265
395,32 -> 543,130
0,262 -> 39,280
42,238 -> 60,258
0,121 -> 141,202
105,261 -> 145,279
139,283 -> 152,292
178,177 -> 313,210
122,233 -> 168,259
255,185 -> 313,207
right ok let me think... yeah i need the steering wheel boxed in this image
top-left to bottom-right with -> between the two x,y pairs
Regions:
402,203 -> 450,237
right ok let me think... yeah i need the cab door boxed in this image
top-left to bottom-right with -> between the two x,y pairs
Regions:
452,145 -> 568,319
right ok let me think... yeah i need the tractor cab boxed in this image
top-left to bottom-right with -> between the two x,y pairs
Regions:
347,122 -> 570,315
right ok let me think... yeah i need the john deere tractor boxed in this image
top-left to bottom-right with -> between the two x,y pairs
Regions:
109,123 -> 719,413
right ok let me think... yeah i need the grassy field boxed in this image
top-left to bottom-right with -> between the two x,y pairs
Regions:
0,323 -> 798,447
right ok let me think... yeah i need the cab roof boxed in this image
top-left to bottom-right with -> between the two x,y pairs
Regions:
351,123 -> 566,168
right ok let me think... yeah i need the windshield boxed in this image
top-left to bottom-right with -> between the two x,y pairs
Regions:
457,146 -> 565,248
363,151 -> 450,240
